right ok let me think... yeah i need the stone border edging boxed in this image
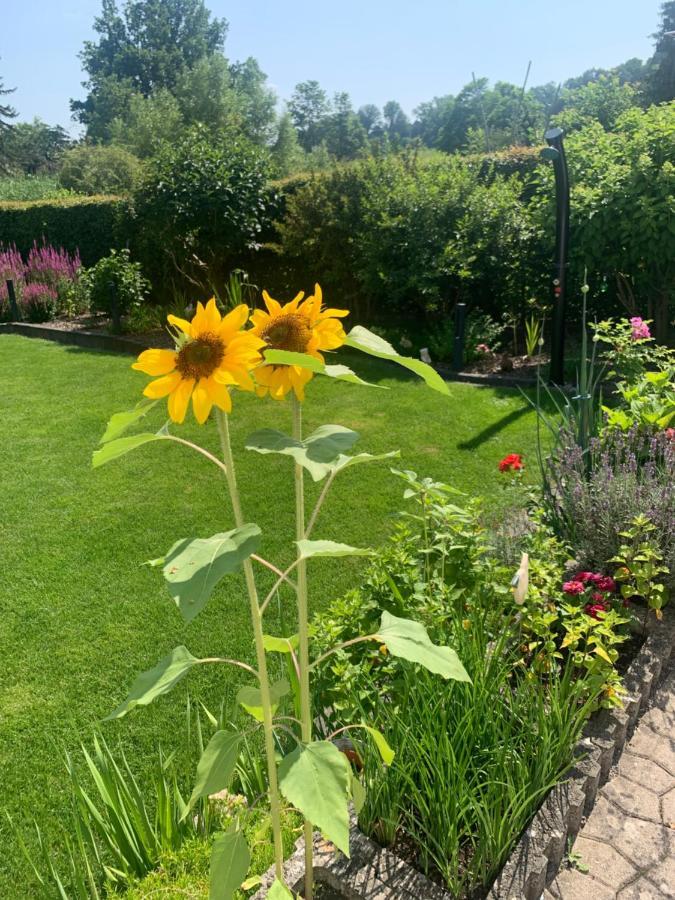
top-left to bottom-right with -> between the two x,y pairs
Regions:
0,321 -> 151,354
488,604 -> 675,900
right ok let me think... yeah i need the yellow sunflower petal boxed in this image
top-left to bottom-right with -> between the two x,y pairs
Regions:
191,300 -> 221,336
167,378 -> 195,424
218,304 -> 249,341
191,379 -> 213,424
212,367 -> 239,386
167,314 -> 192,336
205,376 -> 233,411
132,348 -> 178,376
320,307 -> 349,319
250,309 -> 270,329
143,371 -> 182,398
263,291 -> 283,316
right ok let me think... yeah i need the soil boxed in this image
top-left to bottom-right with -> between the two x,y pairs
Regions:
40,314 -> 173,347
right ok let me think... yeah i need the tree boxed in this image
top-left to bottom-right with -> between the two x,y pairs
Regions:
109,88 -> 184,157
72,0 -> 227,131
555,76 -> 638,132
0,70 -> 17,129
357,104 -> 382,137
323,92 -> 367,159
289,80 -> 330,150
4,119 -> 71,174
174,55 -> 239,133
647,1 -> 675,103
382,100 -> 410,141
228,57 -> 277,145
59,143 -> 142,194
412,95 -> 455,147
271,111 -> 304,176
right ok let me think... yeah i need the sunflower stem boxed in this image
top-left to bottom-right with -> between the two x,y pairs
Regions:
291,394 -> 314,900
215,408 -> 285,882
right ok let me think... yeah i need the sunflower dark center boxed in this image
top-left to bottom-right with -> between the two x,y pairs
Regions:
175,333 -> 224,380
261,314 -> 311,354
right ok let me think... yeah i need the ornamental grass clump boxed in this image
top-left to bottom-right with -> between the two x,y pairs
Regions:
94,287 -> 468,900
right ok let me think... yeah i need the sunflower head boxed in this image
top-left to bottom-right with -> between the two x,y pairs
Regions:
251,284 -> 348,401
131,298 -> 265,424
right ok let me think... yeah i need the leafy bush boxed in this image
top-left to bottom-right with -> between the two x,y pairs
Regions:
58,144 -> 142,196
131,125 -> 272,295
82,249 -> 149,319
0,196 -> 130,266
426,310 -> 504,364
0,175 -> 75,202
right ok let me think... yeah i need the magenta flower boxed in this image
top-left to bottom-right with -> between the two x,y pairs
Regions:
596,576 -> 617,593
585,603 -> 607,620
630,317 -> 651,340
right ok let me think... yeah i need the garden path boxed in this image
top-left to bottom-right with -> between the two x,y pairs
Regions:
546,658 -> 675,900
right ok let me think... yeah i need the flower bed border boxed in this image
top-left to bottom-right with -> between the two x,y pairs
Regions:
488,603 -> 675,900
252,607 -> 674,900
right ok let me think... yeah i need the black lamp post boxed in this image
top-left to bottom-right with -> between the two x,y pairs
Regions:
541,126 -> 570,385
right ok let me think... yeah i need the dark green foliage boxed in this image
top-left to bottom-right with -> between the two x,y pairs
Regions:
131,125 -> 272,293
2,119 -> 71,175
0,195 -> 130,266
82,248 -> 149,317
647,1 -> 675,103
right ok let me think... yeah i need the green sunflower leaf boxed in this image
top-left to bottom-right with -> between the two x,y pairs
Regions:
105,646 -> 200,720
295,539 -> 373,560
245,424 -> 359,481
186,730 -> 243,812
236,679 -> 290,722
92,432 -> 166,468
100,398 -> 159,444
161,524 -> 262,623
262,349 -> 383,389
346,326 -> 451,396
210,830 -> 250,900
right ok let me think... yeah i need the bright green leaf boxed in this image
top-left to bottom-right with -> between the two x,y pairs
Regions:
278,741 -> 351,855
351,775 -> 366,815
187,731 -> 242,812
330,450 -> 401,475
92,432 -> 166,468
346,326 -> 451,396
263,349 -> 382,389
295,539 -> 373,560
100,399 -> 158,444
105,646 -> 200,720
245,425 -> 360,482
237,679 -> 290,722
358,725 -> 395,765
262,634 -> 299,654
209,831 -> 250,900
267,880 -> 295,899
161,524 -> 261,623
375,612 -> 471,682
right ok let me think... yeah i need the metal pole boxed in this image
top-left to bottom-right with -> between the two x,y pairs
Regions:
542,127 -> 570,385
453,302 -> 467,370
6,279 -> 20,321
108,280 -> 121,334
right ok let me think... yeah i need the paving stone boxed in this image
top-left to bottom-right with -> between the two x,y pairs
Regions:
619,751 -> 674,794
662,786 -> 675,826
647,852 -> 675,897
603,775 -> 662,823
625,727 -> 675,777
549,867 -> 615,899
616,877 -> 669,899
570,835 -> 638,890
583,795 -> 671,869
642,705 -> 675,737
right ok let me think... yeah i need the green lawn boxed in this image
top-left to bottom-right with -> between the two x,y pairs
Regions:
0,335 -> 541,894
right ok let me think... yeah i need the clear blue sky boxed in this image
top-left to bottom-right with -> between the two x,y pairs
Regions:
2,0 -> 658,132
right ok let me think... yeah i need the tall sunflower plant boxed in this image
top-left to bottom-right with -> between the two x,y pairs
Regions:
94,286 -> 470,899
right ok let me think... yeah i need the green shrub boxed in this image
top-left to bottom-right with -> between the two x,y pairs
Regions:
0,195 -> 130,266
131,125 -> 272,295
58,144 -> 142,196
0,175 -> 76,202
82,249 -> 149,319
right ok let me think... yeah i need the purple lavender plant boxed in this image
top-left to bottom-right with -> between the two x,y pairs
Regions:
26,241 -> 81,286
545,427 -> 675,584
0,241 -> 82,321
20,283 -> 59,323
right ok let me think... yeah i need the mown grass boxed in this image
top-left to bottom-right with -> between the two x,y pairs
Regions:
0,335 -> 543,894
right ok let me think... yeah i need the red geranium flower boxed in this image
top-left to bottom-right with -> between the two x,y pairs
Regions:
563,580 -> 585,595
585,603 -> 607,619
498,453 -> 524,472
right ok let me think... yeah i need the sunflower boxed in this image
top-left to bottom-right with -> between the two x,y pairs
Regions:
132,299 -> 265,424
251,284 -> 348,400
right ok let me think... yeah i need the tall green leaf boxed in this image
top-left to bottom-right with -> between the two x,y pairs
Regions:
278,741 -> 351,855
375,612 -> 471,682
236,679 -> 290,722
92,432 -> 167,468
346,326 -> 451,396
100,399 -> 158,444
263,349 -> 382,389
105,646 -> 201,720
187,731 -> 242,811
210,831 -> 250,900
295,539 -> 373,560
267,880 -> 295,899
159,524 -> 261,622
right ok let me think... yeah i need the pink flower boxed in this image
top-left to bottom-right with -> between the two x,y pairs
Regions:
585,603 -> 607,620
596,576 -> 616,593
666,428 -> 675,442
630,317 -> 651,340
563,580 -> 585,595
577,571 -> 596,583
476,343 -> 492,355
591,592 -> 606,603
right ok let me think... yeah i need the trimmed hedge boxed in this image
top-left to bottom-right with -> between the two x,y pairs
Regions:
0,195 -> 131,266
